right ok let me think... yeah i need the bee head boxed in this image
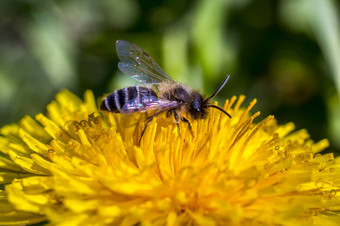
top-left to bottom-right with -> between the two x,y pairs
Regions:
189,93 -> 209,119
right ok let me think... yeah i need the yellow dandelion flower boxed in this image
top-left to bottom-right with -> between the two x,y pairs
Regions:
1,89 -> 340,225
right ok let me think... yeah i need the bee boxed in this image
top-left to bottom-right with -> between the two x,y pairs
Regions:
100,40 -> 231,143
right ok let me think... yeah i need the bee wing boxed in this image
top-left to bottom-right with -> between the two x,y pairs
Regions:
121,96 -> 179,113
116,40 -> 176,85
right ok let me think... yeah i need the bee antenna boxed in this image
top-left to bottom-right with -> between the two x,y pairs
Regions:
203,74 -> 230,104
205,104 -> 231,118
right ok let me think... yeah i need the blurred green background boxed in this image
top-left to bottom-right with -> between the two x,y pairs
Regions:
0,0 -> 339,155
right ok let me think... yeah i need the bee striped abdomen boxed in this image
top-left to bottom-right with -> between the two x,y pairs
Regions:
100,86 -> 158,113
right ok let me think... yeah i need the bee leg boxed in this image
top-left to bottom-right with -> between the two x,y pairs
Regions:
172,110 -> 181,137
139,117 -> 153,145
166,110 -> 172,118
139,109 -> 171,145
181,116 -> 193,136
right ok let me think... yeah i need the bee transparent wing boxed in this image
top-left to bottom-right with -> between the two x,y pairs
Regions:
121,96 -> 179,113
116,40 -> 176,84
118,63 -> 161,84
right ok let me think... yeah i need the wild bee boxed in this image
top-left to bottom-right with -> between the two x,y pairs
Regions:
100,40 -> 231,143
